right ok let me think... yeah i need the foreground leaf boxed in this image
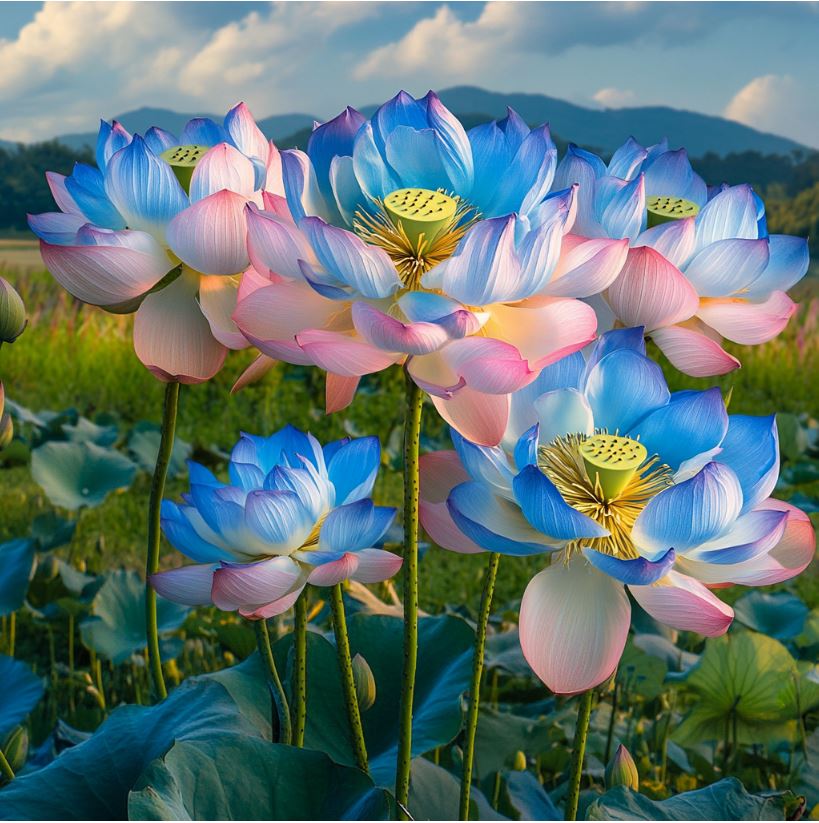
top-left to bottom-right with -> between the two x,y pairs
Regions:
0,538 -> 35,615
0,656 -> 44,738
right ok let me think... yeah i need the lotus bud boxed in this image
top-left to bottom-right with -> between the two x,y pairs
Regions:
512,750 -> 527,771
3,726 -> 29,773
605,743 -> 639,791
0,276 -> 26,344
0,412 -> 12,451
223,651 -> 236,666
352,653 -> 376,711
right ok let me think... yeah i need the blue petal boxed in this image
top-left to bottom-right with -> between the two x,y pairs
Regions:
327,436 -> 380,505
643,148 -> 707,207
513,465 -> 609,541
95,120 -> 131,172
180,117 -> 228,146
308,107 -> 366,206
144,126 -> 177,155
584,349 -> 670,434
372,90 -> 428,153
448,481 -> 555,556
65,163 -> 126,229
233,426 -> 324,477
468,120 -> 512,208
228,459 -> 265,490
385,126 -> 455,192
745,234 -> 810,299
632,463 -> 743,553
583,326 -> 646,378
629,387 -> 728,470
319,499 -> 396,553
281,149 -> 331,224
583,547 -> 675,585
423,91 -> 473,193
716,414 -> 779,512
322,437 -> 350,466
695,184 -> 758,248
498,108 -> 530,151
553,144 -> 606,232
328,154 -> 366,226
490,125 -> 556,218
607,137 -> 647,179
514,424 -> 539,471
264,463 -> 330,521
532,388 -> 594,443
243,489 -> 314,552
160,500 -> 229,563
685,507 -> 787,565
351,122 -> 399,202
27,212 -> 86,245
450,428 -> 515,494
187,461 -> 222,487
596,174 -> 646,240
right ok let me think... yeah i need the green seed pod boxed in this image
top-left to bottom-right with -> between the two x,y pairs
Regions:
512,750 -> 527,771
0,276 -> 26,344
352,653 -> 376,711
3,726 -> 29,773
605,743 -> 639,791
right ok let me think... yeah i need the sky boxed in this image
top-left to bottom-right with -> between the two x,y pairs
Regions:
0,1 -> 818,147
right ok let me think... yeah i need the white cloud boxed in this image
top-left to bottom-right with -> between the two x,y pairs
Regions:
724,74 -> 819,148
592,87 -> 637,108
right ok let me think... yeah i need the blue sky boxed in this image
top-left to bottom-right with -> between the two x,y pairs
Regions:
1,1 -> 818,147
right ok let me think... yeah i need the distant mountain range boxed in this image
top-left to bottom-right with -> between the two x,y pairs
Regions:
1,85 -> 808,159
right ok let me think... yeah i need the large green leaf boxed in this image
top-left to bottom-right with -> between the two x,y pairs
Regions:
31,441 -> 136,510
127,733 -> 391,820
62,417 -> 119,447
406,758 -> 504,821
0,538 -> 35,615
0,678 -> 258,819
794,727 -> 819,809
674,631 -> 798,746
80,570 -> 189,663
472,709 -> 553,780
504,769 -> 561,821
0,655 -> 44,738
733,591 -> 809,640
586,778 -> 795,820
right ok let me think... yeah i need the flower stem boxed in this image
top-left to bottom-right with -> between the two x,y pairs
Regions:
254,618 -> 292,745
292,590 -> 308,748
145,380 -> 180,702
565,689 -> 594,821
459,552 -> 500,821
0,748 -> 14,782
330,583 -> 368,772
395,373 -> 423,817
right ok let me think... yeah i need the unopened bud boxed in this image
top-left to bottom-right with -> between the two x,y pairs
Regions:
352,653 -> 376,711
3,726 -> 29,773
605,744 -> 639,791
512,750 -> 527,771
0,276 -> 26,343
0,413 -> 12,450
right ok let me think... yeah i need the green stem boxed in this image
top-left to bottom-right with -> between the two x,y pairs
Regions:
255,618 -> 292,745
330,584 -> 368,772
292,591 -> 308,748
395,374 -> 424,817
145,380 -> 180,702
565,689 -> 594,821
0,748 -> 14,782
7,612 -> 15,657
604,679 -> 619,765
459,552 -> 500,821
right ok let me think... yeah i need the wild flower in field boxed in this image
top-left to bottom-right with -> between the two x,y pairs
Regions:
232,91 -> 628,445
150,425 -> 401,617
420,328 -> 815,694
553,139 -> 810,376
28,104 -> 283,383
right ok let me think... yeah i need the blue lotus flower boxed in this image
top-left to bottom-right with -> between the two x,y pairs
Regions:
150,425 -> 401,618
420,328 -> 814,694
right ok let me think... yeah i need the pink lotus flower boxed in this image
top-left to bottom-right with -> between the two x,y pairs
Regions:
29,104 -> 283,383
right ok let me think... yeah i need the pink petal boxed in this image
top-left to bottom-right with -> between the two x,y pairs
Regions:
149,564 -> 216,606
296,329 -> 402,376
167,190 -> 250,275
261,191 -> 292,220
442,337 -> 535,394
764,499 -> 816,578
265,141 -> 285,197
39,233 -> 172,307
46,171 -> 82,215
520,559 -> 631,695
651,324 -> 740,377
199,275 -> 248,349
350,549 -> 403,583
189,142 -> 257,202
407,349 -> 464,397
606,246 -> 699,331
212,555 -> 306,612
133,272 -> 227,383
634,217 -> 696,269
431,388 -> 509,447
326,373 -> 360,414
246,203 -> 315,279
242,585 -> 306,620
696,291 -> 797,345
352,301 -> 450,355
629,570 -> 733,636
544,235 -> 629,298
232,354 -> 277,394
419,451 -> 483,554
307,553 -> 359,587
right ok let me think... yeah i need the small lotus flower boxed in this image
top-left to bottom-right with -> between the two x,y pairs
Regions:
150,425 -> 402,617
0,276 -> 25,344
233,91 -> 629,445
605,744 -> 639,790
28,103 -> 283,383
352,652 -> 376,711
552,140 -> 809,376
420,328 -> 815,694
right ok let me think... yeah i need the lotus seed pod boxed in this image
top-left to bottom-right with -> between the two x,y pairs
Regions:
3,726 -> 29,773
512,750 -> 527,771
0,276 -> 26,344
605,743 -> 639,791
646,195 -> 699,228
384,188 -> 458,249
352,652 -> 376,711
160,145 -> 209,193
580,434 -> 647,501
0,412 -> 11,451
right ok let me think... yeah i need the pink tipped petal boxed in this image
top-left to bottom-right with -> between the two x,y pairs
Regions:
46,171 -> 82,215
606,246 -> 699,331
199,275 -> 248,349
265,140 -> 285,197
544,236 -> 629,298
296,329 -> 402,376
326,373 -> 360,414
350,548 -> 403,583
629,571 -> 733,636
419,451 -> 483,554
189,142 -> 257,202
651,325 -> 740,377
764,499 -> 816,577
307,553 -> 359,587
226,101 -> 269,163
696,291 -> 797,345
242,585 -> 306,620
261,191 -> 292,220
232,354 -> 276,393
133,273 -> 227,384
352,301 -> 450,355
39,233 -> 172,307
150,564 -> 216,606
246,204 -> 315,279
520,559 -> 631,695
443,337 -> 535,394
167,190 -> 250,275
431,388 -> 509,447
212,555 -> 305,612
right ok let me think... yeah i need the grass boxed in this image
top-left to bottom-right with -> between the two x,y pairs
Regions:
1,263 -> 817,612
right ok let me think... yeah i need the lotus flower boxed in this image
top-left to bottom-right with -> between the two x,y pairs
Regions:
420,328 -> 815,694
150,425 -> 402,617
28,103 -> 283,383
233,91 -> 628,445
553,139 -> 809,376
